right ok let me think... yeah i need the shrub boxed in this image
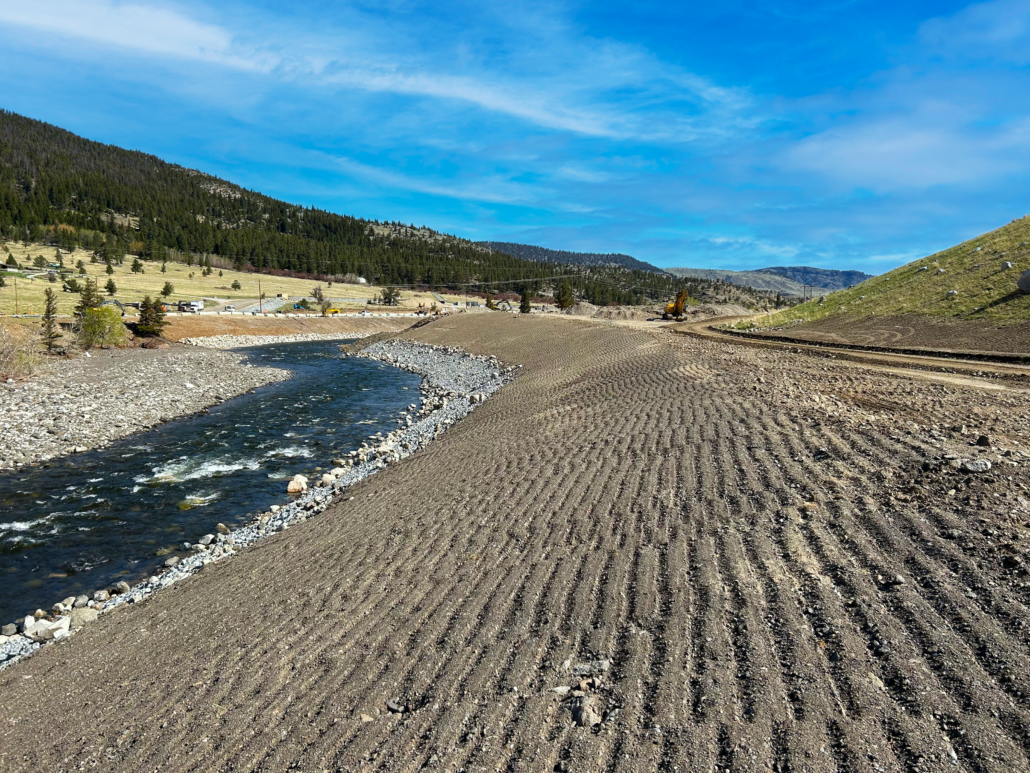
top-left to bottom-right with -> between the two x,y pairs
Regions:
0,322 -> 37,379
231,280 -> 241,290
79,306 -> 126,350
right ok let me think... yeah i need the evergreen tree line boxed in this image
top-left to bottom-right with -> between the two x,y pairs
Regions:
0,109 -> 767,307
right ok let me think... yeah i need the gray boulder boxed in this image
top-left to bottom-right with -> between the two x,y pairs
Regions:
69,608 -> 99,629
1018,269 -> 1030,294
963,458 -> 992,473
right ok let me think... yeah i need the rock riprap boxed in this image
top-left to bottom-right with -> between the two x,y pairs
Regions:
0,340 -> 512,672
0,347 -> 288,471
182,331 -> 383,349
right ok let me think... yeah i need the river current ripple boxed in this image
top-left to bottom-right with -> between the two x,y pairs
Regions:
0,339 -> 420,623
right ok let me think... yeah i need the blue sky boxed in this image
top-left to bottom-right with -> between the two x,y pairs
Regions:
1,1 -> 1029,272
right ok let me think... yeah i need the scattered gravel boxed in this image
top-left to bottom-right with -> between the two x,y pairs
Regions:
0,339 -> 512,672
182,331 -> 384,349
0,348 -> 289,471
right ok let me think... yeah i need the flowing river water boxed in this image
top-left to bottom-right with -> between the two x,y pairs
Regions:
0,339 -> 421,623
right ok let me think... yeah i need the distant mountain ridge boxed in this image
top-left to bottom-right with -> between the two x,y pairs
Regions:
666,265 -> 873,296
480,241 -> 665,274
755,266 -> 873,291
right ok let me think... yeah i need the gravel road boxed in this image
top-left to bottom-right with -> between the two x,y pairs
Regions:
0,347 -> 289,470
2,314 -> 1030,772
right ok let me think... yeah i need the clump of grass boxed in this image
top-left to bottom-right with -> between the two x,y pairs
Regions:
0,321 -> 38,380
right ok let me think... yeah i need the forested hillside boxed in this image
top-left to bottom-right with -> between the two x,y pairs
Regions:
0,110 -> 769,306
480,241 -> 664,274
667,265 -> 871,296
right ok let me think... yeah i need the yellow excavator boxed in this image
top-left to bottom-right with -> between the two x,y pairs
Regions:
662,289 -> 689,321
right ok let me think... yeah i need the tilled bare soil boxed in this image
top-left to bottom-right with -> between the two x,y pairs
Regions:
2,314 -> 1030,772
751,314 -> 1030,357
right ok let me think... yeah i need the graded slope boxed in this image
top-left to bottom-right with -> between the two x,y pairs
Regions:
2,315 -> 1030,772
762,215 -> 1030,326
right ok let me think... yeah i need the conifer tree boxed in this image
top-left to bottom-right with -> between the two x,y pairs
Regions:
105,277 -> 117,296
41,287 -> 60,351
161,281 -> 174,298
74,278 -> 102,323
520,288 -> 532,314
136,295 -> 167,337
555,281 -> 574,310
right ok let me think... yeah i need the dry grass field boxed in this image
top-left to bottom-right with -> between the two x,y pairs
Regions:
0,242 -> 468,316
3,315 -> 1030,771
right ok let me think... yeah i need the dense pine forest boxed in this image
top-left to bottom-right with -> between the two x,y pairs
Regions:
0,110 -> 761,306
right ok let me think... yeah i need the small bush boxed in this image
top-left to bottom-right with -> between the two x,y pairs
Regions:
0,322 -> 37,379
79,306 -> 126,350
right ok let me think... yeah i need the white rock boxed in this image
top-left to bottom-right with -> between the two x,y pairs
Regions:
28,616 -> 70,642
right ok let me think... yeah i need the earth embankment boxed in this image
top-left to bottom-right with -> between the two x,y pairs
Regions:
2,314 -> 1030,771
162,314 -> 414,341
744,314 -> 1030,358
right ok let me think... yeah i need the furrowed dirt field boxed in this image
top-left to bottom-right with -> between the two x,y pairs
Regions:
747,314 -> 1030,358
3,314 -> 1030,772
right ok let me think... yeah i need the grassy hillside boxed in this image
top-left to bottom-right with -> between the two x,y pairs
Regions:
0,243 -> 468,316
666,266 -> 871,296
756,216 -> 1030,327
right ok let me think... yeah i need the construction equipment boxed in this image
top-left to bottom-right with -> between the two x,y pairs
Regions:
662,289 -> 689,320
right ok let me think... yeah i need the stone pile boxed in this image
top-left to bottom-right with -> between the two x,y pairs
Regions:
0,340 -> 513,671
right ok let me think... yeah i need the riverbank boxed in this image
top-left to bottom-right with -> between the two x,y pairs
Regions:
0,337 -> 512,670
162,313 -> 413,341
0,347 -> 290,471
181,330 -> 386,349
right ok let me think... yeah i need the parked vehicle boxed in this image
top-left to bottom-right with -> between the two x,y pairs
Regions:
224,304 -> 236,312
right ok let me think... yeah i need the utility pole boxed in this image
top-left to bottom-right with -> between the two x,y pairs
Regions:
258,278 -> 263,314
14,276 -> 18,315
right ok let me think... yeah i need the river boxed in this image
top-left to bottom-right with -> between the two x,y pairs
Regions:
0,339 -> 421,623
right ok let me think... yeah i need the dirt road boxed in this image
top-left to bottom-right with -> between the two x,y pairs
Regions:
3,314 -> 1030,772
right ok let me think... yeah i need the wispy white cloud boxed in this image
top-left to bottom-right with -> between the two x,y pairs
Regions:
327,155 -> 545,205
0,0 -> 269,70
919,0 -> 1030,64
784,120 -> 1026,190
0,0 -> 756,142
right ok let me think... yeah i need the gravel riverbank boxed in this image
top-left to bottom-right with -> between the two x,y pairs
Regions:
0,339 -> 512,670
0,347 -> 290,471
181,331 -> 386,349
